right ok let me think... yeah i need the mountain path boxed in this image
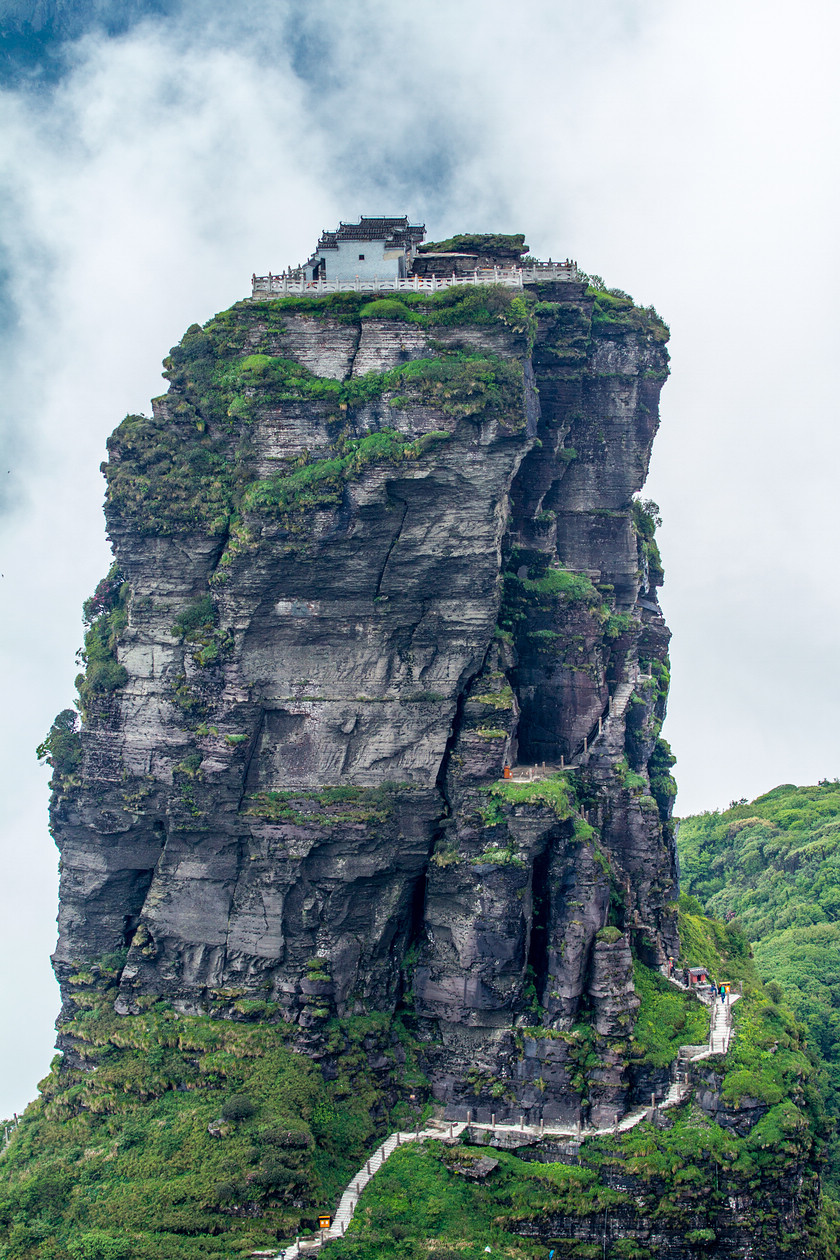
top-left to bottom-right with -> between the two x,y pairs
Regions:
273,979 -> 739,1258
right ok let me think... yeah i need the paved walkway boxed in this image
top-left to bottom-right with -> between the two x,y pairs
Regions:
273,978 -> 739,1257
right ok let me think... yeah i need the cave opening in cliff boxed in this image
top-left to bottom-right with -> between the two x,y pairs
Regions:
527,846 -> 552,1008
400,860 -> 430,1008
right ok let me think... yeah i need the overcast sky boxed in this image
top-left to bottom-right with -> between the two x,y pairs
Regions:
1,0 -> 838,1117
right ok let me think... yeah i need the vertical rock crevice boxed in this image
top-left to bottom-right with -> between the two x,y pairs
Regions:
50,275 -> 675,1122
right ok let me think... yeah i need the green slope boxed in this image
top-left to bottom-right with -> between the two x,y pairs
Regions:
678,781 -> 840,1181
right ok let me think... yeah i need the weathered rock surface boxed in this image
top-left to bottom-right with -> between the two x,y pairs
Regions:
49,275 -> 677,1120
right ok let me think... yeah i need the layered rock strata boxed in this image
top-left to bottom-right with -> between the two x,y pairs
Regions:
49,275 -> 676,1123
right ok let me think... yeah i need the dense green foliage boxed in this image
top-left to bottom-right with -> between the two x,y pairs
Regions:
322,1082 -> 833,1260
35,710 -> 82,780
675,895 -> 758,992
587,288 -> 670,344
678,783 -> 840,1183
672,897 -> 827,1125
73,565 -> 130,715
104,411 -> 239,535
105,294 -> 527,547
0,977 -> 412,1260
256,283 -> 535,334
322,1139 -> 624,1260
648,738 -> 678,820
483,771 -> 576,818
670,899 -> 834,1235
631,962 -> 709,1067
417,232 -> 528,257
631,497 -> 665,588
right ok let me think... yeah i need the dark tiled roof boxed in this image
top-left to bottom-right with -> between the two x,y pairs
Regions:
315,216 -> 425,252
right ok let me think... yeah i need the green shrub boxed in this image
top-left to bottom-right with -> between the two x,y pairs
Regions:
596,926 -> 623,944
648,738 -> 677,819
483,771 -> 575,819
220,1094 -> 257,1122
171,594 -> 214,640
75,564 -> 130,714
589,290 -> 670,344
36,709 -> 82,779
359,299 -> 415,320
632,497 -> 665,587
67,1232 -> 130,1260
632,962 -> 709,1066
517,564 -> 600,604
417,233 -> 527,257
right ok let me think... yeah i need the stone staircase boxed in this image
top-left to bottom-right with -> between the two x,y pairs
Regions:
269,981 -> 740,1259
708,991 -> 736,1055
275,1123 -> 466,1258
271,973 -> 740,1258
661,970 -> 739,1062
608,677 -> 638,722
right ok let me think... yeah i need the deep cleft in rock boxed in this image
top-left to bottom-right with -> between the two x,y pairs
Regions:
47,257 -> 677,1128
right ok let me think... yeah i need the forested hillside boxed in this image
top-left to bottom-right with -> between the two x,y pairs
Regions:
678,781 -> 840,1179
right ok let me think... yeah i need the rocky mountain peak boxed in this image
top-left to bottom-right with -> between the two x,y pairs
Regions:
47,264 -> 676,1125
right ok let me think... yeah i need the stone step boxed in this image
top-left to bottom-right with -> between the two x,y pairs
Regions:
273,1009 -> 741,1260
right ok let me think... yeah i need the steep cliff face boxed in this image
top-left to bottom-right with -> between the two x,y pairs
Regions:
48,274 -> 675,1122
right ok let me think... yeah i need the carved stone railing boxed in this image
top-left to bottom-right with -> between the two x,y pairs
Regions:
251,262 -> 579,298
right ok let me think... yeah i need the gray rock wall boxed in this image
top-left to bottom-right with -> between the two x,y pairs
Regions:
49,279 -> 676,1120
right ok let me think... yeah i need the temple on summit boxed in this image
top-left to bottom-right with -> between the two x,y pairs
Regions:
304,215 -> 426,282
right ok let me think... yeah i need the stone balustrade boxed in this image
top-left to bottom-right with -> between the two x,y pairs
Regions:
251,262 -> 579,298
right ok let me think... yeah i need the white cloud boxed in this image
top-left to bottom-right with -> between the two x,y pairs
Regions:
1,0 -> 839,1114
